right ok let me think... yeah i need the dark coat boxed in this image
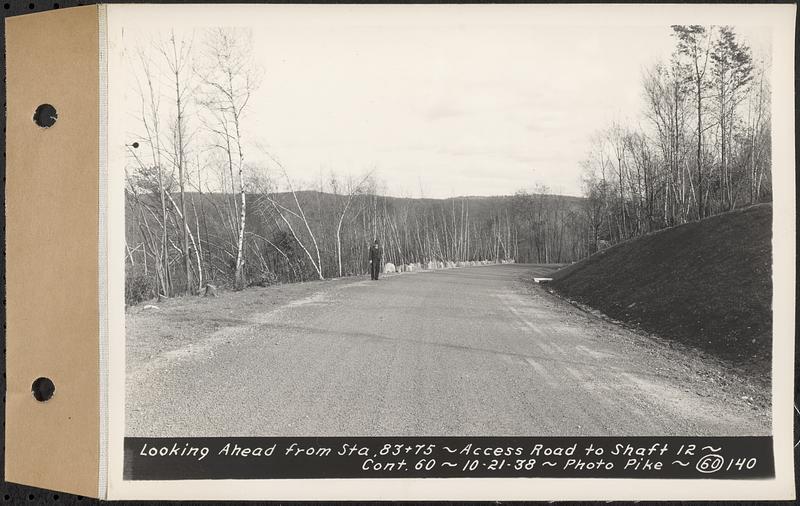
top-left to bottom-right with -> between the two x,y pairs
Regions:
369,244 -> 383,262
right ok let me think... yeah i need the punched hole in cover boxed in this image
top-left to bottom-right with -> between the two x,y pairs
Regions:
31,377 -> 55,402
33,103 -> 57,128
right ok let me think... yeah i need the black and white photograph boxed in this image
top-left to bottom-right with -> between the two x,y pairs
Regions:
105,3 -> 794,498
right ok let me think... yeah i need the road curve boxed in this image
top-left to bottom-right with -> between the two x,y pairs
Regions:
126,264 -> 769,436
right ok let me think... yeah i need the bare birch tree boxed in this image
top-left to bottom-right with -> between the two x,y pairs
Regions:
130,46 -> 173,298
158,30 -> 199,294
330,171 -> 374,277
255,152 -> 325,280
197,28 -> 261,289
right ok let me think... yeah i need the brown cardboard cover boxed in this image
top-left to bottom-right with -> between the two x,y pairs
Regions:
5,5 -> 101,498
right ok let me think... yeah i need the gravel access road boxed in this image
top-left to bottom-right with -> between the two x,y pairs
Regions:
126,264 -> 770,436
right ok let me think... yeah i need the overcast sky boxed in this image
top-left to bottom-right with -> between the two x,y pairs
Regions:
113,5 -> 771,199
250,23 -> 676,198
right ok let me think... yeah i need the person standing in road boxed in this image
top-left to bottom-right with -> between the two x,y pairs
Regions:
369,239 -> 383,280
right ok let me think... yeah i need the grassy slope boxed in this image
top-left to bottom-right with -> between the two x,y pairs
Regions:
550,204 -> 772,372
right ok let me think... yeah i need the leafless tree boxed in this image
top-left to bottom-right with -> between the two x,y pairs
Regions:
256,151 -> 325,280
330,171 -> 375,277
196,28 -> 261,289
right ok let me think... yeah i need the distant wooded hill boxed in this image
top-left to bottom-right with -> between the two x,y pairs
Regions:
125,188 -> 589,303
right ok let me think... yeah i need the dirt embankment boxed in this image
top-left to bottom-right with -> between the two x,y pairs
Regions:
549,204 -> 773,380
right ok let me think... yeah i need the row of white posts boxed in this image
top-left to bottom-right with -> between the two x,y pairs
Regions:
383,258 -> 516,273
